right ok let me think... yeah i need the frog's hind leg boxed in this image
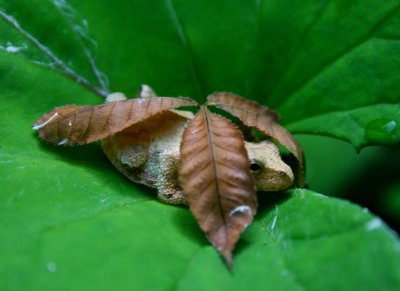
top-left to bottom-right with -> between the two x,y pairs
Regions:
156,151 -> 187,205
102,128 -> 149,172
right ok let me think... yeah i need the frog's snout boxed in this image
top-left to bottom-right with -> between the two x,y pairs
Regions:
277,168 -> 294,189
255,164 -> 294,192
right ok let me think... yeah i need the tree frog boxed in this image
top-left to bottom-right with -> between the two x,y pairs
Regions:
102,86 -> 294,204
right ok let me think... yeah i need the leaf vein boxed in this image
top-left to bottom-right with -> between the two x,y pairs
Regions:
164,0 -> 203,97
0,9 -> 106,98
274,3 -> 400,106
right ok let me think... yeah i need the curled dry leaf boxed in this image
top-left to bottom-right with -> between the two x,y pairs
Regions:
208,92 -> 305,186
33,104 -> 86,129
179,106 -> 257,267
208,92 -> 280,122
32,97 -> 197,145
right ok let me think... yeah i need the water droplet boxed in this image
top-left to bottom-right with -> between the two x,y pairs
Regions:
365,218 -> 382,231
365,119 -> 400,145
47,262 -> 57,273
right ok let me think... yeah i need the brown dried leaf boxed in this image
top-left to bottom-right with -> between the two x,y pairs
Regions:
208,92 -> 305,186
33,97 -> 197,145
207,92 -> 280,122
179,106 -> 257,267
33,105 -> 85,126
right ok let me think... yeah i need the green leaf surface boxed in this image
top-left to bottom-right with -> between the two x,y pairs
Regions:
264,0 -> 400,149
1,1 -> 400,290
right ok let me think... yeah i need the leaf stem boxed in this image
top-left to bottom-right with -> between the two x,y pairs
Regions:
0,9 -> 108,99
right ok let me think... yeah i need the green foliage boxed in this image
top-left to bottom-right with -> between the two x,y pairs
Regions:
1,1 -> 399,290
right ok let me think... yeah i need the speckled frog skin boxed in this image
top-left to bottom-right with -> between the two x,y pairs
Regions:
102,86 -> 294,204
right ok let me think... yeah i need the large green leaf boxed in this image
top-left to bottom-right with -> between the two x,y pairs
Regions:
255,0 -> 400,150
1,1 -> 400,290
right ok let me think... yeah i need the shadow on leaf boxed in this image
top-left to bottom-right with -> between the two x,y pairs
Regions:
257,190 -> 292,213
234,191 -> 292,258
34,135 -> 156,201
343,146 -> 400,233
172,207 -> 209,247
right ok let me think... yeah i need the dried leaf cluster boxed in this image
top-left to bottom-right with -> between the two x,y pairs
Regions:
33,91 -> 304,267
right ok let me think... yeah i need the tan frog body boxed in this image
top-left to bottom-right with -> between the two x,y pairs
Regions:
102,86 -> 294,204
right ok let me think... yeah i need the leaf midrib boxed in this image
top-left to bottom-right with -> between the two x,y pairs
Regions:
204,108 -> 229,246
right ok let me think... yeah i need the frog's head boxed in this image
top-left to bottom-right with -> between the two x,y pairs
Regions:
244,140 -> 294,191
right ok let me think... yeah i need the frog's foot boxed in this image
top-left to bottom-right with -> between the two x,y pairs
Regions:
154,152 -> 187,204
137,84 -> 157,98
105,92 -> 127,103
158,189 -> 187,205
105,84 -> 156,103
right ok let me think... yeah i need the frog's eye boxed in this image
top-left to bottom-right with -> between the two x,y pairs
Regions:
250,159 -> 264,175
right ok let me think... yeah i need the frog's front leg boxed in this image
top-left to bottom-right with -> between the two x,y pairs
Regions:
155,151 -> 186,205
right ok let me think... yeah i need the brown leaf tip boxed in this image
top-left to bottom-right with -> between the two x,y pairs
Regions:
32,112 -> 59,130
219,248 -> 234,269
212,205 -> 255,269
